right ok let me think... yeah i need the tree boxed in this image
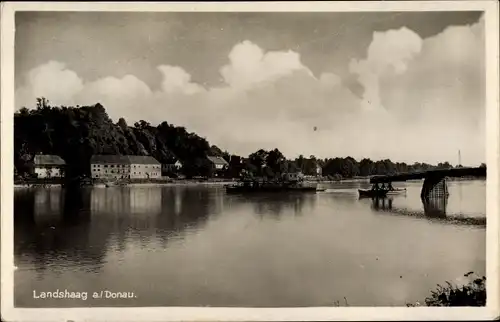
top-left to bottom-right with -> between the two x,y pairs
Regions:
359,158 -> 374,177
248,149 -> 268,176
266,148 -> 286,176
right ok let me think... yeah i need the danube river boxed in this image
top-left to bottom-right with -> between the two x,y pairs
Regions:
13,180 -> 486,307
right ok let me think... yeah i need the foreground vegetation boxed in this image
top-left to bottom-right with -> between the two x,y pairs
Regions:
407,272 -> 486,307
15,99 -> 483,180
332,272 -> 486,307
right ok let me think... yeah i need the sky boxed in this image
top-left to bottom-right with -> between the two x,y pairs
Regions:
14,11 -> 485,165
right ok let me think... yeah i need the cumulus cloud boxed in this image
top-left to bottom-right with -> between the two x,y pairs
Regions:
349,27 -> 423,111
157,65 -> 205,95
16,61 -> 84,108
220,40 -> 313,90
15,18 -> 486,165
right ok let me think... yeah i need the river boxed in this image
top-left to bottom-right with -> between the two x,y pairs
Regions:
13,179 -> 486,307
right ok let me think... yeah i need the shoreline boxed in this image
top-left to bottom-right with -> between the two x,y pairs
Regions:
13,177 -> 485,189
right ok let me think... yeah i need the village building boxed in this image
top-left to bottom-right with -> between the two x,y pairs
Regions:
207,156 -> 229,170
207,156 -> 229,177
90,155 -> 161,180
128,155 -> 162,179
90,155 -> 131,180
162,160 -> 183,175
33,154 -> 66,178
282,171 -> 305,182
316,164 -> 323,176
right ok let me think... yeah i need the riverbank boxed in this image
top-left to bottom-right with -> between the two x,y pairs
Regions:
14,178 -> 237,189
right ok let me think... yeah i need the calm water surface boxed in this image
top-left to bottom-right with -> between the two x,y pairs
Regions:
14,180 -> 486,307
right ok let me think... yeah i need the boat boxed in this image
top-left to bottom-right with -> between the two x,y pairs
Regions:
225,175 -> 324,194
358,189 -> 389,198
386,188 -> 406,195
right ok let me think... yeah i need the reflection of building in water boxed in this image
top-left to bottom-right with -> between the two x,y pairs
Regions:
129,188 -> 162,214
90,188 -> 162,215
174,188 -> 183,215
33,188 -> 64,219
91,188 -> 130,214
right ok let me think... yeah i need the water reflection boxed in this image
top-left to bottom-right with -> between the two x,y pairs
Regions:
228,193 -> 317,219
14,184 -> 486,307
14,187 -> 217,275
370,196 -> 485,226
422,197 -> 448,218
14,187 -> 99,275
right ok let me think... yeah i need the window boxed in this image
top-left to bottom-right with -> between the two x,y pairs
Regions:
104,165 -> 108,168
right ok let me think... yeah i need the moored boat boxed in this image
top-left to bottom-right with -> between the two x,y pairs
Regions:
225,174 -> 323,194
386,188 -> 406,195
358,189 -> 389,198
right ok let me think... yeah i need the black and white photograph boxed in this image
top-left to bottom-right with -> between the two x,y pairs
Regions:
1,1 -> 499,321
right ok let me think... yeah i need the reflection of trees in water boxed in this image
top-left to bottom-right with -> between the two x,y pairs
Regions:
370,196 -> 485,226
233,193 -> 317,218
14,188 -> 103,274
14,186 -> 217,273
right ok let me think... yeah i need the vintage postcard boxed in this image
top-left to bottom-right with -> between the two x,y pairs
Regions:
1,1 -> 499,321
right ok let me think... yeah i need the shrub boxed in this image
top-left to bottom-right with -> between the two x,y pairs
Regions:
407,272 -> 486,307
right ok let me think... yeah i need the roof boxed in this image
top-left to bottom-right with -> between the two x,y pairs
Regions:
90,155 -> 160,165
90,155 -> 130,164
127,155 -> 161,165
207,156 -> 229,166
33,154 -> 66,166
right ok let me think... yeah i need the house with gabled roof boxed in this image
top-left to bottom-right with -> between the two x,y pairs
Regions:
207,156 -> 229,170
33,154 -> 66,178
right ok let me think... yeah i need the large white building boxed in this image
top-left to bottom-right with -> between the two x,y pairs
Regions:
128,155 -> 162,179
33,154 -> 66,178
90,155 -> 161,180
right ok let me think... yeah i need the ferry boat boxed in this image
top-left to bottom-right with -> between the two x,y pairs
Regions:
226,173 -> 325,194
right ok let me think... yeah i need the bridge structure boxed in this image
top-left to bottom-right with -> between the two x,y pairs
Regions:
369,166 -> 486,200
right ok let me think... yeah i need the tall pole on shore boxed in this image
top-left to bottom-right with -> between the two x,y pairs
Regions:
458,150 -> 461,167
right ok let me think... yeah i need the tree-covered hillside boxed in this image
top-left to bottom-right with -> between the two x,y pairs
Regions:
15,98 -> 219,179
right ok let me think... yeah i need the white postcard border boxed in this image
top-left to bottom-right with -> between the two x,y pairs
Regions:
1,1 -> 499,321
